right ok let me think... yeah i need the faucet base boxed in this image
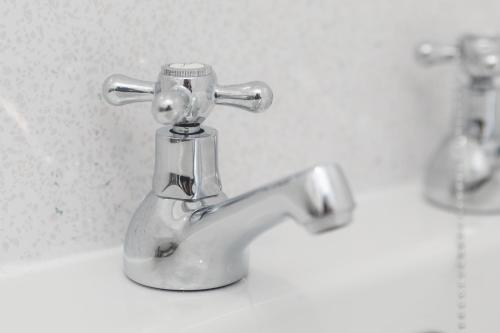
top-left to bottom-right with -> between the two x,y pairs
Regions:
124,257 -> 249,291
125,273 -> 245,291
123,192 -> 252,291
424,136 -> 500,214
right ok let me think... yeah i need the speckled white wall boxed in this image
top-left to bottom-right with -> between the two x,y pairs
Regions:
1,0 -> 499,263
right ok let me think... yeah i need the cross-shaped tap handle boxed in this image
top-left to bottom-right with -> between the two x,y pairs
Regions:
415,34 -> 500,78
102,63 -> 273,129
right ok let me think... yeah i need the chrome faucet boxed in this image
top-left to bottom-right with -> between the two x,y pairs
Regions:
102,63 -> 355,290
416,35 -> 500,214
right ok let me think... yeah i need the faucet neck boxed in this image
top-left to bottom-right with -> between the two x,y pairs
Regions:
152,126 -> 222,201
458,76 -> 498,142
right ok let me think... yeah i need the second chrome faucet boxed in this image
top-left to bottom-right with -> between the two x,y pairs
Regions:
102,63 -> 355,290
416,35 -> 500,214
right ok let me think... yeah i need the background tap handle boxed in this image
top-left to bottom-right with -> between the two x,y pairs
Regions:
415,35 -> 500,77
414,42 -> 458,66
214,81 -> 273,113
102,74 -> 155,105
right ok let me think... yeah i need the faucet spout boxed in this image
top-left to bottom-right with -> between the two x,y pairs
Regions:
123,164 -> 354,290
190,164 -> 354,247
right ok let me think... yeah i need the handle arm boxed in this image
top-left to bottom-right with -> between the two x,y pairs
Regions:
214,81 -> 273,113
102,74 -> 156,105
415,42 -> 458,66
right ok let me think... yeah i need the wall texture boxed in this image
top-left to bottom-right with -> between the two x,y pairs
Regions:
1,0 -> 499,263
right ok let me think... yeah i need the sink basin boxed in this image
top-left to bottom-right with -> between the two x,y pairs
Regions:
1,183 -> 499,333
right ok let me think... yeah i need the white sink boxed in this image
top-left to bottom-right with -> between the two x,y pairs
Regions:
1,183 -> 499,333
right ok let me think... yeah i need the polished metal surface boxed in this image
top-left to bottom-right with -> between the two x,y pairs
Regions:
416,34 -> 500,214
214,82 -> 273,112
153,126 -> 221,200
103,62 -> 273,201
124,165 -> 354,290
103,62 -> 273,129
103,63 -> 355,290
